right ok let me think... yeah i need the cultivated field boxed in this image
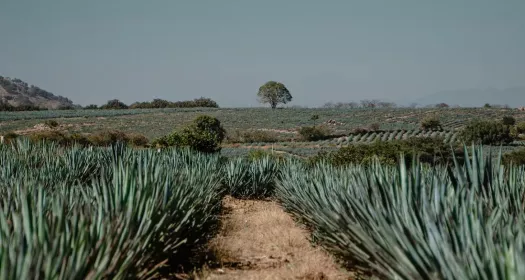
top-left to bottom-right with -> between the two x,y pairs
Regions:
2,107 -> 525,279
2,107 -> 525,157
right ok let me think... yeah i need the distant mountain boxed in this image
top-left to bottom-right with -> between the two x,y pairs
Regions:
412,87 -> 525,108
0,76 -> 75,110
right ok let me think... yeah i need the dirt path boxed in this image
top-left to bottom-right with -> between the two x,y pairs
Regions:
196,196 -> 353,280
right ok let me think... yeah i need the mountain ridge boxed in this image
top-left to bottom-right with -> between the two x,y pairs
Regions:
0,76 -> 75,110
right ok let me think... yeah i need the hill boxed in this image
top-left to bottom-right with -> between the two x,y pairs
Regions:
0,76 -> 75,110
413,87 -> 525,108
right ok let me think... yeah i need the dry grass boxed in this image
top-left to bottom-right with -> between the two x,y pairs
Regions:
190,196 -> 353,280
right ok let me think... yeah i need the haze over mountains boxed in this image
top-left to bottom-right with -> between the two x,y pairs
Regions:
412,87 -> 525,108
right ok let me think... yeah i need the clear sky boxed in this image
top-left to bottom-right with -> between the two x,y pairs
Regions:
1,0 -> 524,107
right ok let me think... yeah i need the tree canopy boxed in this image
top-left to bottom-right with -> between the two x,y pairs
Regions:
257,81 -> 292,109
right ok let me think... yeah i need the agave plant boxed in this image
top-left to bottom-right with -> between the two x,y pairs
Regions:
222,156 -> 281,199
0,140 -> 223,279
276,145 -> 525,279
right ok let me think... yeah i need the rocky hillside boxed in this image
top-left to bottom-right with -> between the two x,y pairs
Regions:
0,76 -> 75,110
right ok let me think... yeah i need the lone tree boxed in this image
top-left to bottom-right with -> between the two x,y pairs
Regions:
257,81 -> 292,109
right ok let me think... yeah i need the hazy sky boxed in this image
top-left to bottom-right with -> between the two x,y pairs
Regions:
1,0 -> 524,107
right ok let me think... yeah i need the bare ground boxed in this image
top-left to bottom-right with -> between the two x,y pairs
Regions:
191,196 -> 353,280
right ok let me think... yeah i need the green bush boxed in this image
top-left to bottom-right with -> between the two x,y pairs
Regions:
44,120 -> 59,128
128,133 -> 149,147
100,99 -> 128,109
298,126 -> 329,141
29,131 -> 70,145
28,130 -> 149,147
353,127 -> 369,134
516,122 -> 525,134
309,137 -> 459,166
88,130 -> 130,146
502,116 -> 516,126
460,120 -> 513,145
155,115 -> 226,153
420,116 -> 442,130
368,123 -> 381,131
182,115 -> 226,153
503,148 -> 525,166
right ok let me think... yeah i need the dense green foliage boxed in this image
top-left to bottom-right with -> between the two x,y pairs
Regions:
502,116 -> 516,126
28,130 -> 149,147
0,140 -> 223,279
503,148 -> 525,166
516,122 -> 525,134
277,146 -> 525,279
129,97 -> 219,109
298,125 -> 330,141
83,104 -> 99,109
222,156 -> 280,199
310,138 -> 459,166
257,81 -> 292,109
153,115 -> 226,153
100,99 -> 129,110
420,116 -> 442,130
461,120 -> 513,145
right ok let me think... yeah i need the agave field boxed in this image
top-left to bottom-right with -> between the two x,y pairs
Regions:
2,138 -> 525,279
2,107 -> 525,140
0,140 -> 224,279
276,147 -> 525,279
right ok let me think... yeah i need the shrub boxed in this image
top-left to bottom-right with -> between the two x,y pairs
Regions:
368,123 -> 381,131
84,104 -> 98,109
503,148 -> 525,166
502,116 -> 516,126
88,130 -> 130,146
516,122 -> 525,134
353,127 -> 369,134
298,126 -> 329,141
44,120 -> 59,128
309,137 -> 459,166
29,131 -> 69,145
129,97 -> 219,109
69,133 -> 91,146
156,115 -> 226,153
226,130 -> 280,143
100,99 -> 128,109
182,115 -> 226,153
2,132 -> 18,144
128,133 -> 149,147
460,120 -> 513,145
420,116 -> 442,130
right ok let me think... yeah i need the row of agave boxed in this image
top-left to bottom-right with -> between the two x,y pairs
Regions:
276,147 -> 525,279
0,139 -> 224,279
335,130 -> 459,144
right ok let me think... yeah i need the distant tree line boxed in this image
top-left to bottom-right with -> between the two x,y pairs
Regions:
323,100 -> 398,109
320,100 -> 505,109
86,97 -> 219,110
